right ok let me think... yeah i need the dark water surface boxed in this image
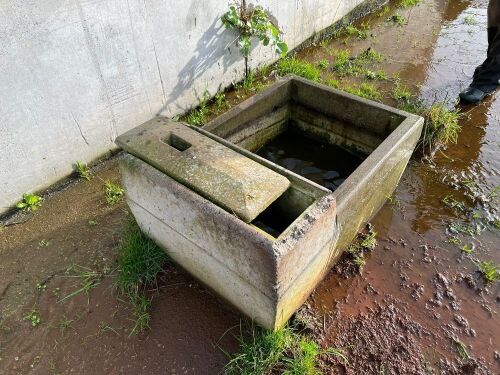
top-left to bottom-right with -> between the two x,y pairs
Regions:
255,130 -> 365,191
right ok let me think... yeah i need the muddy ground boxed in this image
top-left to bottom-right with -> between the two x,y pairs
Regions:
1,0 -> 499,374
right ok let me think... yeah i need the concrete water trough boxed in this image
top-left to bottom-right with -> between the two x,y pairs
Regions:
116,75 -> 423,330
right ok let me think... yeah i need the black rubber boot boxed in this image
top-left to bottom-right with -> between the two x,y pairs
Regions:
460,19 -> 500,104
459,86 -> 492,104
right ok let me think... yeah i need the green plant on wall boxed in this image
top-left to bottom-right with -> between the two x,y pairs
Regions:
221,0 -> 288,79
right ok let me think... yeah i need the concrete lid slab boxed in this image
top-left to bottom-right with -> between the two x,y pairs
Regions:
116,118 -> 290,223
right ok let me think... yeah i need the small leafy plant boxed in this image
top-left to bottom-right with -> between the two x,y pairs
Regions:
221,1 -> 288,79
74,161 -> 92,180
16,193 -> 43,211
24,307 -> 41,327
104,181 -> 124,206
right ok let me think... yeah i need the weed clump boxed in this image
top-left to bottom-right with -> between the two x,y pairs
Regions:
330,48 -> 383,77
75,161 -> 92,180
224,323 -> 346,374
478,261 -> 499,284
104,181 -> 124,206
335,226 -> 377,276
345,83 -> 382,101
317,59 -> 329,69
186,93 -> 210,126
419,104 -> 461,155
116,221 -> 169,335
399,0 -> 421,8
277,58 -> 320,81
16,193 -> 43,211
388,14 -> 406,26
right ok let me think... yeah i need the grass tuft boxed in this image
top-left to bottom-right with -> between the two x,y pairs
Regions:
224,323 -> 343,375
277,58 -> 320,81
75,161 -> 92,180
419,104 -> 461,155
116,220 -> 169,335
344,83 -> 382,101
186,92 -> 210,126
388,14 -> 406,26
58,265 -> 105,303
399,0 -> 421,8
317,59 -> 329,70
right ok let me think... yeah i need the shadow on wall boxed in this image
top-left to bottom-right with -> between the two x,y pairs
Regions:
157,16 -> 245,116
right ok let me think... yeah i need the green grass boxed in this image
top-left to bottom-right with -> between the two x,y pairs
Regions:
58,265 -> 104,303
104,181 -> 124,206
330,48 -> 383,77
365,70 -> 387,80
399,0 -> 421,8
74,161 -> 92,180
343,24 -> 368,39
215,92 -> 228,112
454,339 -> 470,360
224,324 -> 345,375
391,80 -> 413,102
478,261 -> 499,284
420,104 -> 461,155
277,59 -> 320,81
360,230 -> 377,250
441,195 -> 467,213
186,92 -> 210,126
460,244 -> 474,254
448,222 -> 481,236
344,83 -> 382,101
325,78 -> 340,89
317,59 -> 329,70
388,14 -> 406,26
16,193 -> 43,211
116,221 -> 169,335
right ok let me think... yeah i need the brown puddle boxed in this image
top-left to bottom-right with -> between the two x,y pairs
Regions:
298,0 -> 499,372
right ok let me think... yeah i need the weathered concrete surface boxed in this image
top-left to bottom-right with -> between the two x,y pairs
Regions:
120,139 -> 338,329
0,0 -> 385,214
116,118 -> 290,223
204,75 -> 424,268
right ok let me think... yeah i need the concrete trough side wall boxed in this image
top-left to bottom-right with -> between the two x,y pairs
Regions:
1,0 -> 381,213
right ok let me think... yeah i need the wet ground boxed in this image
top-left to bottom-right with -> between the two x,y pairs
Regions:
300,0 -> 500,373
1,0 -> 499,374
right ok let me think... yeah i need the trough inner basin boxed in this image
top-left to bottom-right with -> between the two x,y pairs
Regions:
252,129 -> 364,237
204,75 -> 423,250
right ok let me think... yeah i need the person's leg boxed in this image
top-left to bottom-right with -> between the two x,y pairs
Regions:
460,0 -> 500,103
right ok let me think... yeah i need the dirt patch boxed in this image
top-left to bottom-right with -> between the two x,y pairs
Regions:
320,300 -> 431,374
0,156 -> 240,375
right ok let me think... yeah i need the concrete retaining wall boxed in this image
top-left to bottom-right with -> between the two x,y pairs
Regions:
0,0 -> 374,213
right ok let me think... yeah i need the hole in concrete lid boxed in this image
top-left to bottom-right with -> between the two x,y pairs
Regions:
164,133 -> 192,152
252,186 -> 315,238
